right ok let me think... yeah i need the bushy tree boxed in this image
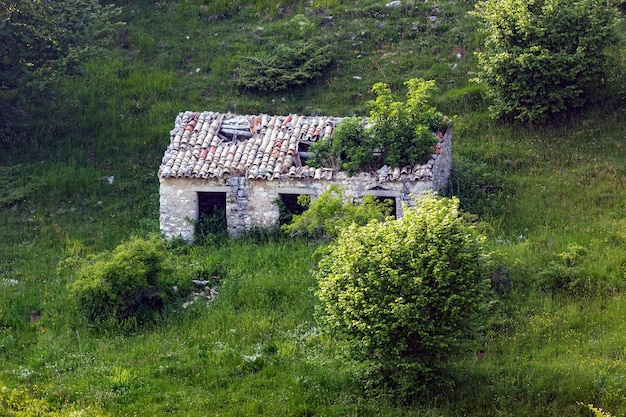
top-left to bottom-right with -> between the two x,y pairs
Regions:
0,0 -> 121,92
69,235 -> 174,327
311,79 -> 447,174
473,0 -> 622,122
314,194 -> 492,398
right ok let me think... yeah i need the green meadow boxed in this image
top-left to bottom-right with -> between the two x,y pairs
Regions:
0,0 -> 625,415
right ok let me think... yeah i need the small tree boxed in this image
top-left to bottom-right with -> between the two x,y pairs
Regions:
314,194 -> 492,399
311,79 -> 447,174
0,0 -> 122,145
473,0 -> 622,122
0,0 -> 122,92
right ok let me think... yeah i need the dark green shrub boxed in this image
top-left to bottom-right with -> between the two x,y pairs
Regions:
314,194 -> 492,399
233,39 -> 334,92
473,0 -> 622,122
311,79 -> 447,174
537,244 -> 588,293
69,235 -> 173,326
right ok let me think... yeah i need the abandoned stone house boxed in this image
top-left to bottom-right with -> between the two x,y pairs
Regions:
158,111 -> 452,240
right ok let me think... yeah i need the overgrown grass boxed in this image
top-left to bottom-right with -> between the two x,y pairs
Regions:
0,0 -> 625,415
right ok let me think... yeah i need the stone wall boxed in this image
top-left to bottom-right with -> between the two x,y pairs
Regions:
159,129 -> 452,239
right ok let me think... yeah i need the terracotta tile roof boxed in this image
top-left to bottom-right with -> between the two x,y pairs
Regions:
158,111 -> 442,181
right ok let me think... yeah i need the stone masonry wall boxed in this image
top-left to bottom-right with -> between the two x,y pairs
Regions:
159,129 -> 452,239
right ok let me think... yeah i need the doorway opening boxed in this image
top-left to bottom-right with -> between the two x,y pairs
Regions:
197,192 -> 227,237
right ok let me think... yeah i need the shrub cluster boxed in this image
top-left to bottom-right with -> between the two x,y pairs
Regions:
314,194 -> 492,399
69,235 -> 174,327
473,0 -> 622,122
537,243 -> 588,293
0,384 -> 105,417
233,39 -> 334,92
311,79 -> 446,174
281,186 -> 393,240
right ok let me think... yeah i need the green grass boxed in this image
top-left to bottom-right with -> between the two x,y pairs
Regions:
0,0 -> 625,415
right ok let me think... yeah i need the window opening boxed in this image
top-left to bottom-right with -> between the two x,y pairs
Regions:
278,193 -> 309,225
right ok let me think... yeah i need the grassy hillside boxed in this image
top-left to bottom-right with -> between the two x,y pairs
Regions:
0,0 -> 625,415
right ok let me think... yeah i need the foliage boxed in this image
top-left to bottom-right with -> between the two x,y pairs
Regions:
281,185 -> 392,239
68,235 -> 174,327
578,402 -> 615,417
0,384 -> 107,416
233,39 -> 334,92
0,0 -> 122,145
312,79 -> 446,174
537,243 -> 588,293
0,0 -> 122,92
1,0 -> 626,415
0,165 -> 41,207
473,0 -> 622,122
314,194 -> 492,398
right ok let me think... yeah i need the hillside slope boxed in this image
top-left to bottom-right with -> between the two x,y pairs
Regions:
0,1 -> 624,415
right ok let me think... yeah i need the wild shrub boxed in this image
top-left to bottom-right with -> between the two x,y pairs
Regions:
0,165 -> 42,207
281,186 -> 392,240
233,39 -> 334,92
314,194 -> 492,400
69,235 -> 174,327
473,0 -> 622,122
537,244 -> 588,293
311,79 -> 447,174
0,384 -> 106,416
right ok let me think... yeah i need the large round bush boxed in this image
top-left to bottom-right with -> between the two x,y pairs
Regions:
474,0 -> 621,122
314,194 -> 492,397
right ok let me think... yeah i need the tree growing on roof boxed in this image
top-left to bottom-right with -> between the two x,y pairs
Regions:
310,78 -> 448,174
314,193 -> 492,400
473,0 -> 622,122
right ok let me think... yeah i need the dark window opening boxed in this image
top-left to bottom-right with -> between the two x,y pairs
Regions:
197,192 -> 227,237
277,193 -> 309,225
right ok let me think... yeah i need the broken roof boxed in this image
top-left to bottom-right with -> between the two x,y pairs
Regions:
158,111 -> 442,181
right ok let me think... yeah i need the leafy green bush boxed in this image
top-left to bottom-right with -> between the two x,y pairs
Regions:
69,235 -> 174,327
314,194 -> 492,399
537,244 -> 588,293
233,39 -> 334,92
281,186 -> 392,240
473,0 -> 622,122
311,79 -> 446,174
